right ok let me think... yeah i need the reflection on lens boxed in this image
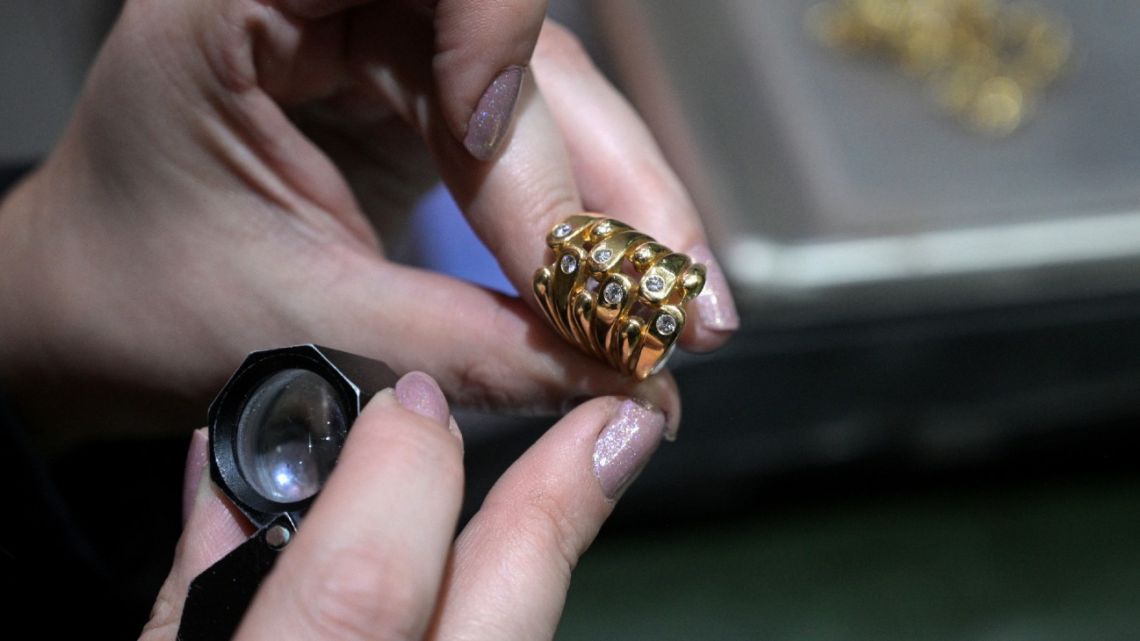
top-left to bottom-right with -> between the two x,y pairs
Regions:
237,369 -> 346,503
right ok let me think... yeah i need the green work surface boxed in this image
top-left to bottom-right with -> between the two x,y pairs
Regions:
558,478 -> 1140,641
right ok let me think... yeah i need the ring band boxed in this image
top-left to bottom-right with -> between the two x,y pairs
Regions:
532,214 -> 706,379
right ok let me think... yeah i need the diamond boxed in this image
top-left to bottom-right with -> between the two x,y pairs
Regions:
602,281 -> 625,305
560,254 -> 578,274
552,223 -> 572,239
644,275 -> 666,294
593,247 -> 613,263
594,221 -> 612,235
655,313 -> 678,336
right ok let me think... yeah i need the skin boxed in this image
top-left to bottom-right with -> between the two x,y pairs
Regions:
0,1 -> 737,634
144,389 -> 658,641
0,0 -> 735,445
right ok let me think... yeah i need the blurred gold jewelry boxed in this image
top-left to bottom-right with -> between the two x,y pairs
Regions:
807,0 -> 1072,136
533,215 -> 706,380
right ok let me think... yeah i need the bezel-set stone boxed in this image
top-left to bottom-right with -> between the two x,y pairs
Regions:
655,313 -> 678,336
602,281 -> 625,305
534,216 -> 697,380
560,254 -> 578,274
644,275 -> 666,294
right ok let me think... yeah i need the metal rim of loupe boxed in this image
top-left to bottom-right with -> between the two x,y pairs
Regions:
208,346 -> 363,528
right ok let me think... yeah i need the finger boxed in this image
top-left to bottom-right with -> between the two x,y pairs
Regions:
295,255 -> 683,436
279,0 -> 547,160
235,375 -> 464,641
531,22 -> 740,351
234,7 -> 683,416
434,0 -> 549,160
141,429 -> 252,641
428,397 -> 667,640
430,23 -> 736,355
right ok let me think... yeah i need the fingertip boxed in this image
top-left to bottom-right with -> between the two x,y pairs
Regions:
432,0 -> 546,158
182,428 -> 209,526
687,243 -> 740,335
395,370 -> 452,427
680,319 -> 736,353
591,398 -> 666,501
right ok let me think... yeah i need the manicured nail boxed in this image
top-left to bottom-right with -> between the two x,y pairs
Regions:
593,399 -> 666,500
395,371 -> 450,427
182,428 -> 209,525
689,244 -> 740,332
464,65 -> 525,160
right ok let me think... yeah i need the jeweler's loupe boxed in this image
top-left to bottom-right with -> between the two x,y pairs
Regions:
177,345 -> 398,641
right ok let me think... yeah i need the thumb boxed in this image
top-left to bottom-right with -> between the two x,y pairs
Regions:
139,429 -> 252,641
433,0 -> 548,160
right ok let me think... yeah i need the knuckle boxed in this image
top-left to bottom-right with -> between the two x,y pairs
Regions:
290,545 -> 425,641
478,169 -> 579,259
519,184 -> 582,244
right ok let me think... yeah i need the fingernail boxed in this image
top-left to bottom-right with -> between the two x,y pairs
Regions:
395,371 -> 451,427
464,65 -> 525,160
593,399 -> 666,500
688,244 -> 740,332
182,428 -> 209,525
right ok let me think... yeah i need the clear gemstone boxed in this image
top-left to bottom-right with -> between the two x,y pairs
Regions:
602,281 -> 624,305
553,223 -> 572,239
644,275 -> 666,294
655,314 -> 678,336
560,254 -> 578,274
593,248 -> 613,263
594,221 -> 612,235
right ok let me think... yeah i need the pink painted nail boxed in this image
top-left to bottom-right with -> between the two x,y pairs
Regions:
688,244 -> 740,333
395,371 -> 450,427
593,400 -> 666,500
464,66 -> 525,160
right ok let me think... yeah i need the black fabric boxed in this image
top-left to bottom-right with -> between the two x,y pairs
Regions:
0,391 -> 186,637
0,391 -> 124,633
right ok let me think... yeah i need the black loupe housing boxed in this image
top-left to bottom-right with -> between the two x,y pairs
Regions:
208,344 -> 397,529
179,345 -> 398,641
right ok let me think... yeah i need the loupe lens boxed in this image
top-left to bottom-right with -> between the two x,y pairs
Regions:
236,369 -> 346,503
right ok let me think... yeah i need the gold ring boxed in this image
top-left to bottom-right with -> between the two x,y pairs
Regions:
532,214 -> 706,379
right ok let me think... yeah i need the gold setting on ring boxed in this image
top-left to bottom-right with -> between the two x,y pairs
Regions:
532,214 -> 706,379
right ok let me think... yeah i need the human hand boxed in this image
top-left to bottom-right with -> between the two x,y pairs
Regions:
0,0 -> 738,439
141,371 -> 665,640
